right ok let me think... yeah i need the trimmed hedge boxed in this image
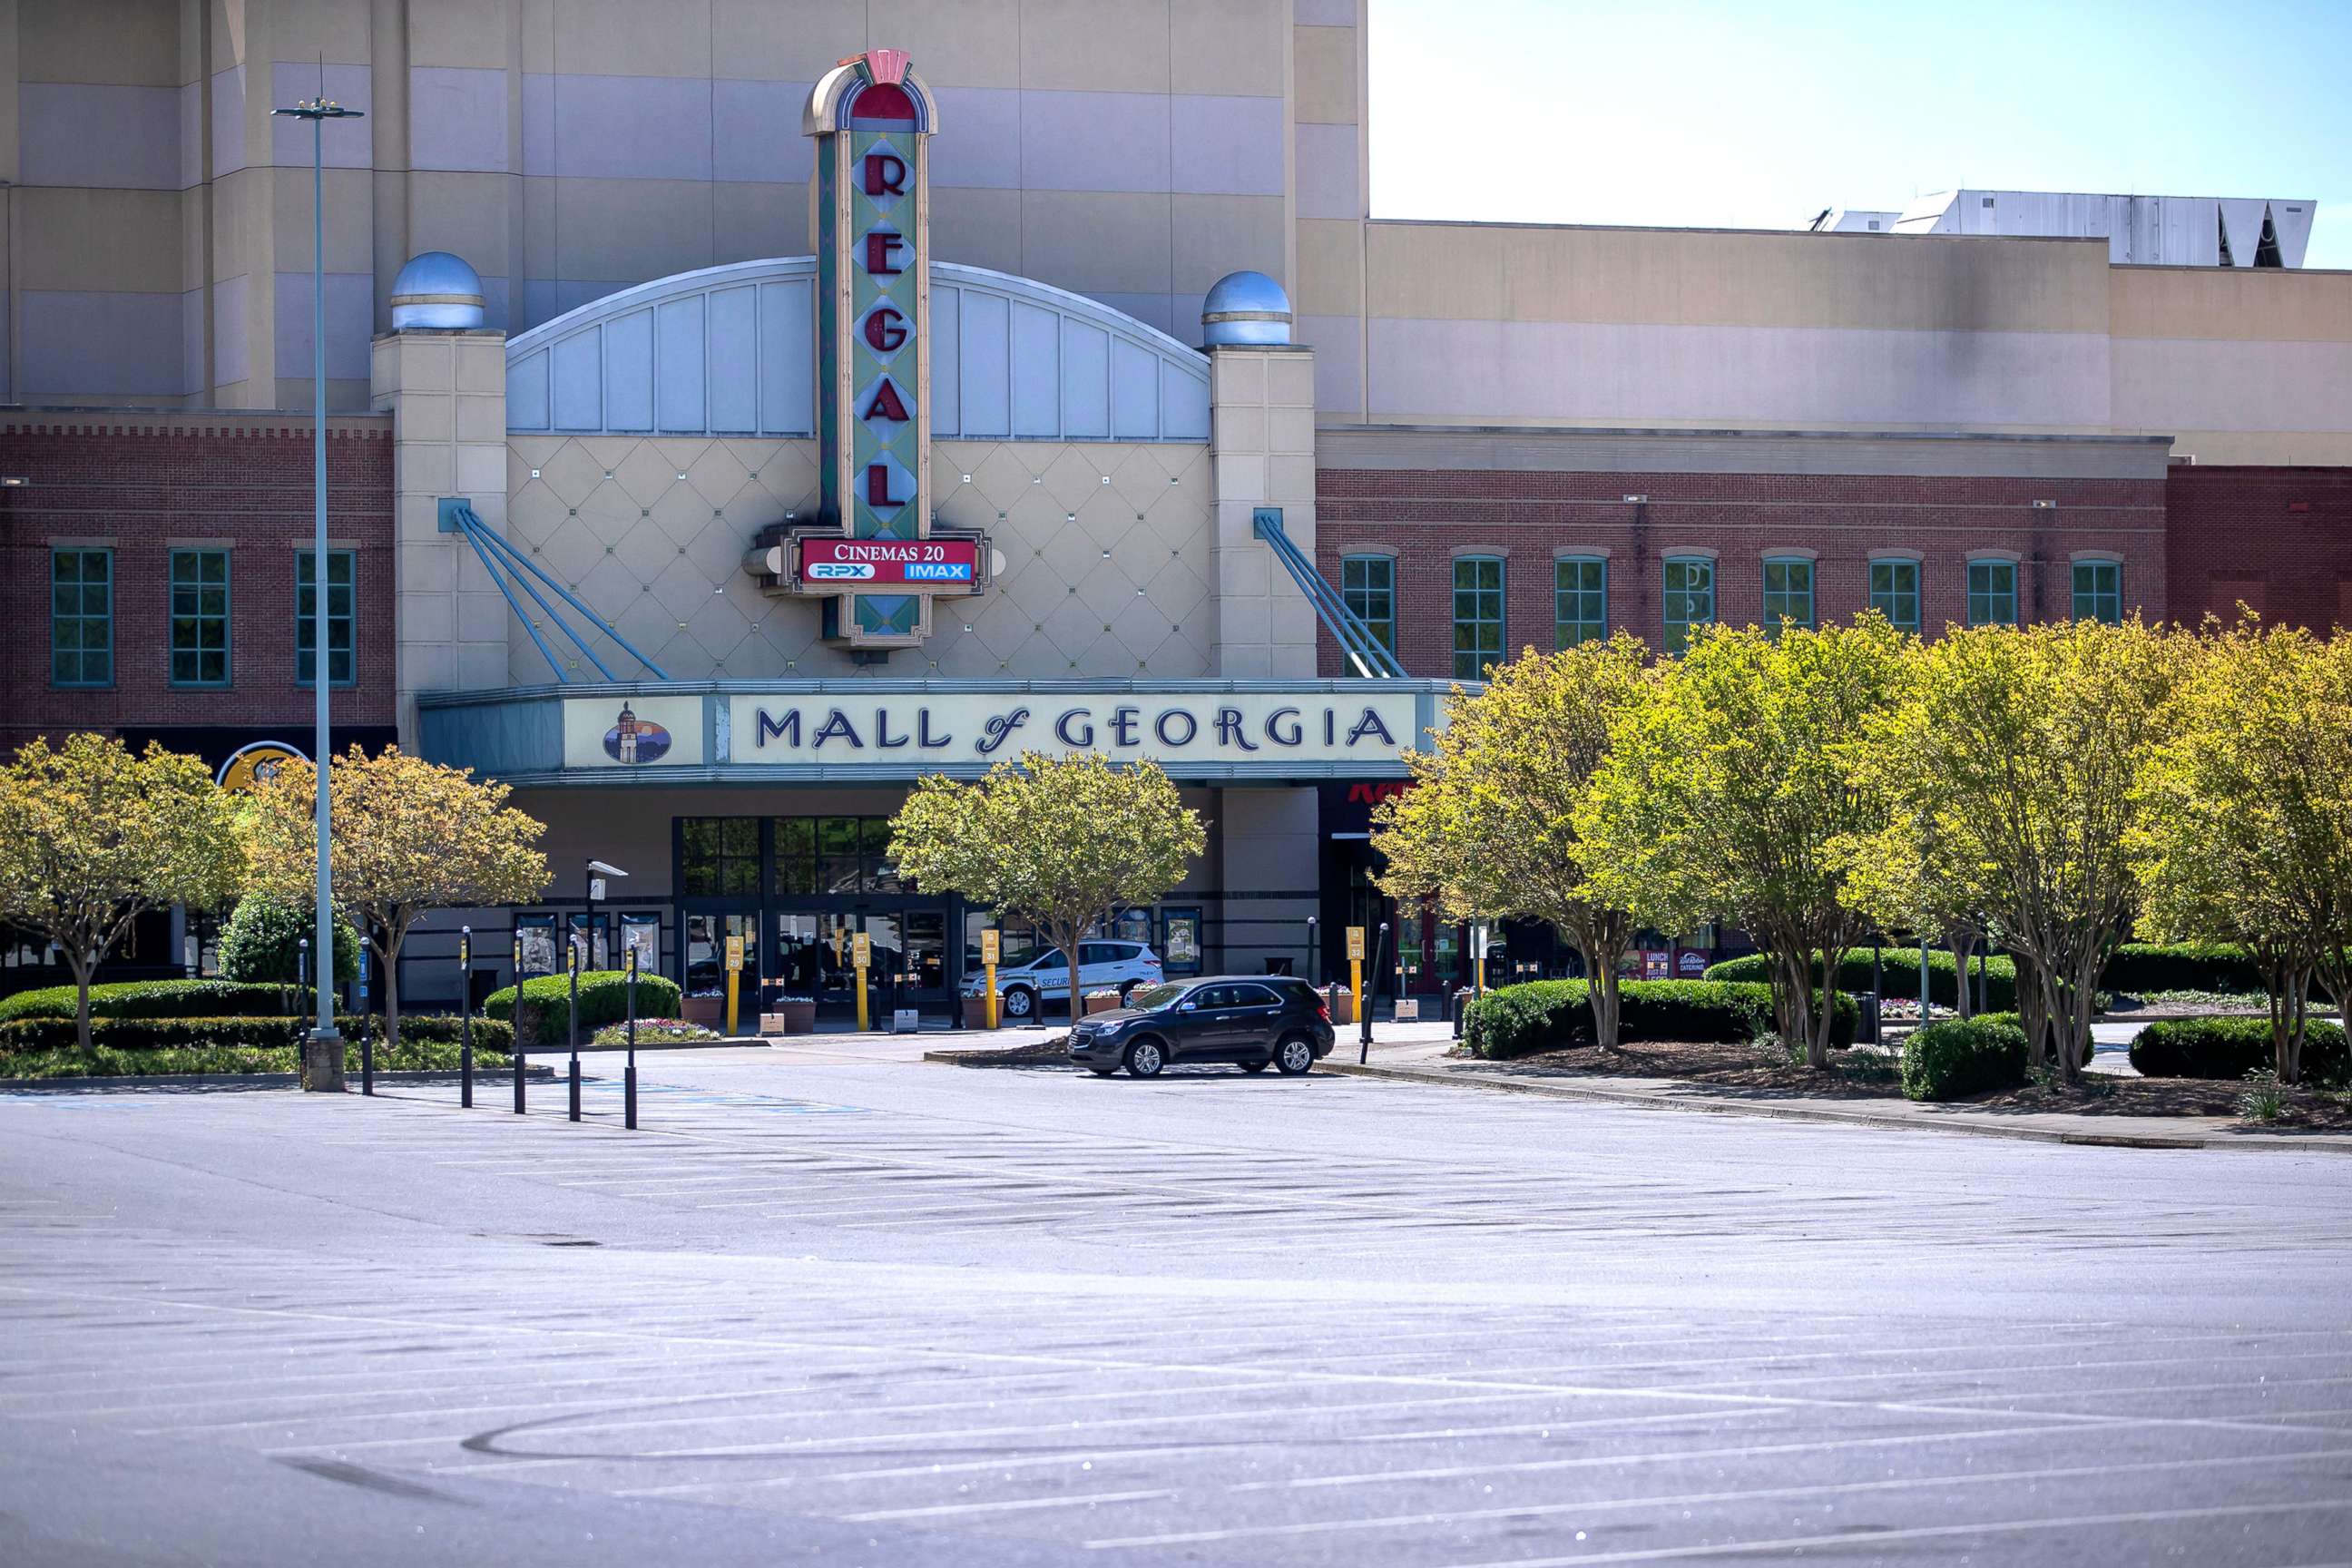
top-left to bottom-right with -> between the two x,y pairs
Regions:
1464,978 -> 1857,1061
0,979 -> 321,1024
0,1012 -> 511,1055
0,1015 -> 512,1081
2130,1016 -> 2348,1085
2102,943 -> 2263,995
485,970 -> 682,1044
1901,1016 -> 2030,1102
1704,950 -> 2017,1012
217,897 -> 361,985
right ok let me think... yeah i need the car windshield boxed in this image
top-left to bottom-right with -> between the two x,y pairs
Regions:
1027,948 -> 1063,970
1125,983 -> 1186,1011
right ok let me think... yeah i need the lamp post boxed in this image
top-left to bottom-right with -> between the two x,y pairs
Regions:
271,86 -> 362,1089
586,858 -> 629,971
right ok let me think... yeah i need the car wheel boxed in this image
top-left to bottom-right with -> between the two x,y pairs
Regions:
1118,980 -> 1138,1004
1239,1060 -> 1269,1074
1275,1034 -> 1315,1075
1003,985 -> 1035,1021
1124,1038 -> 1166,1078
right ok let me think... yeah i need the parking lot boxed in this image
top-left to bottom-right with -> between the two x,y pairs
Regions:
4,1042 -> 2350,1566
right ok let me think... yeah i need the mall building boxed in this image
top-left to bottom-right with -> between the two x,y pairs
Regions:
4,1 -> 2351,1014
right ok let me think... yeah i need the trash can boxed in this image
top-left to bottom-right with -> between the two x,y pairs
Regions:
1327,985 -> 1355,1026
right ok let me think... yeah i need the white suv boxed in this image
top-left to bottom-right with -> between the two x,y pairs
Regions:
963,941 -> 1164,1022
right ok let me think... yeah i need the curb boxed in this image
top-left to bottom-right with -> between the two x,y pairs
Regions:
1318,1060 -> 2352,1153
0,1066 -> 559,1092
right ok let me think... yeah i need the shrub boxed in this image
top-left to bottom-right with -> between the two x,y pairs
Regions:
0,1014 -> 510,1079
216,897 -> 361,985
1901,1015 -> 2030,1101
592,1018 -> 719,1047
1704,949 -> 2017,1012
2130,1017 -> 2347,1085
1464,979 -> 1856,1061
2101,943 -> 2263,996
0,979 -> 319,1024
485,970 -> 682,1044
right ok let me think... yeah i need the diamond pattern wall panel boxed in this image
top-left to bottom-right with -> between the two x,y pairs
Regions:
502,436 -> 1210,684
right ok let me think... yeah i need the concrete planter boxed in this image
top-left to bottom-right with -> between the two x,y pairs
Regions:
762,1000 -> 817,1035
1084,990 -> 1122,1016
963,996 -> 995,1029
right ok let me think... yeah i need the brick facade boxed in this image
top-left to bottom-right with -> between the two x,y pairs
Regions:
1315,466 -> 2173,676
2165,466 -> 2352,632
0,414 -> 396,759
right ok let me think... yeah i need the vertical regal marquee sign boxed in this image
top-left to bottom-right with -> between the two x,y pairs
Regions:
782,50 -> 987,651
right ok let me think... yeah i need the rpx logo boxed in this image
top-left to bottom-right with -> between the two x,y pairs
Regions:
808,562 -> 877,581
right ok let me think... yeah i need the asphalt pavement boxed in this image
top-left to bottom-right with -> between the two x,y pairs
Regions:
2,1039 -> 2349,1566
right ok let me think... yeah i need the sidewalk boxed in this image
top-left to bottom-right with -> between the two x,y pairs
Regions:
1323,1029 -> 2352,1153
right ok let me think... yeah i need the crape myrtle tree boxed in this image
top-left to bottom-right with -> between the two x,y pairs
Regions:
1371,635 -> 1651,1048
888,750 -> 1206,1029
1580,617 -> 1909,1068
1863,618 -> 2184,1081
246,746 -> 550,1046
0,735 -> 244,1058
2133,621 -> 2352,1083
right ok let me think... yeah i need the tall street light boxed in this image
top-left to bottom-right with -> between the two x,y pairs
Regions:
272,85 -> 363,1079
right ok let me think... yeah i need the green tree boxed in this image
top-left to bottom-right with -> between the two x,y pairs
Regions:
245,746 -> 549,1046
217,894 -> 360,985
0,734 -> 245,1058
1579,617 -> 1910,1067
1864,619 -> 2185,1081
1372,635 -> 1651,1047
2134,622 -> 2352,1083
888,751 -> 1206,1028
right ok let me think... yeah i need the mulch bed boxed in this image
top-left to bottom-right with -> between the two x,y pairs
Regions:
929,1036 -> 1073,1068
1450,1040 -> 2352,1129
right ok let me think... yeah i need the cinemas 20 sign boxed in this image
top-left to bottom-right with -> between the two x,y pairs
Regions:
779,49 -> 988,650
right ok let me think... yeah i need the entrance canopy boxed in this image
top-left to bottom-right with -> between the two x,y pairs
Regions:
417,679 -> 1452,787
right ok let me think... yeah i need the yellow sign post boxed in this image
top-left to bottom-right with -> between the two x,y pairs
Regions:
724,934 -> 743,1037
980,927 -> 1001,1030
852,930 -> 872,1032
1346,926 -> 1366,1020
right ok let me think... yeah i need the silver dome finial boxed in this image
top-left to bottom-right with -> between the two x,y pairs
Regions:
389,251 -> 485,329
1200,270 -> 1291,347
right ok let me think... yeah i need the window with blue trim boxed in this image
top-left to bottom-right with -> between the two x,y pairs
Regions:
1761,558 -> 1814,637
1555,556 -> 1607,647
1661,556 -> 1714,655
1341,554 -> 1396,652
295,549 -> 355,688
51,548 -> 113,688
1452,556 -> 1504,681
2073,561 -> 2122,624
170,548 -> 230,686
1967,560 -> 2018,627
1869,560 -> 1921,633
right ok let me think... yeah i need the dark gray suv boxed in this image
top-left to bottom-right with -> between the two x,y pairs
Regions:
1067,975 -> 1337,1078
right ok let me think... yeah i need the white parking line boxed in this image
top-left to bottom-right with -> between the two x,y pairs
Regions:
836,1487 -> 1176,1523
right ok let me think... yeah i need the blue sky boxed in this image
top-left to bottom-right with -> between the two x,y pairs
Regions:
1369,0 -> 2352,270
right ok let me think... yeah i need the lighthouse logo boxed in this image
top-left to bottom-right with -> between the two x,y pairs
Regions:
603,701 -> 672,765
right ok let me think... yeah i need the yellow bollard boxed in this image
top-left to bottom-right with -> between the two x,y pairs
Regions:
723,933 -> 742,1037
1347,925 -> 1366,1025
853,930 -> 871,1032
981,927 -> 1001,1030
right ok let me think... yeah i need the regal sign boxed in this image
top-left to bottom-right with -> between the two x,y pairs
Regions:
778,49 -> 987,650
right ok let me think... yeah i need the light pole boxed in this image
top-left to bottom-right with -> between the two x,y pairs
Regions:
272,86 -> 362,1086
586,859 -> 629,971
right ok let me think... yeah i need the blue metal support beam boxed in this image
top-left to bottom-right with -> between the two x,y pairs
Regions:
1251,507 -> 1407,679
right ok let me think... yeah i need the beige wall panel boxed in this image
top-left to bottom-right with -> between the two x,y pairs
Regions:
271,375 -> 372,409
929,185 -> 1023,275
15,187 -> 183,291
407,172 -> 518,274
0,11 -> 18,181
1172,0 -> 1288,97
1019,191 -> 1173,294
2111,337 -> 2352,437
180,183 -> 211,288
1293,24 -> 1358,124
1171,193 -> 1287,292
266,166 -> 377,272
713,181 -> 808,262
550,0 -> 710,78
519,0 -> 557,74
407,0 -> 521,70
1367,222 -> 2114,334
20,0 -> 181,84
865,0 -> 1020,86
252,0 -> 374,64
554,178 -> 713,280
1294,217 -> 1364,316
710,0 -> 868,81
2108,266 -> 2352,343
211,166 -> 264,281
2153,430 -> 2352,466
1017,0 -> 1171,93
520,172 -> 557,275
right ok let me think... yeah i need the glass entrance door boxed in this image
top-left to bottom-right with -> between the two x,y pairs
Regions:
682,910 -> 759,1026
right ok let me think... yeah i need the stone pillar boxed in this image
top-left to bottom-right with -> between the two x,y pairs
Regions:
370,328 -> 511,747
1208,344 -> 1319,678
